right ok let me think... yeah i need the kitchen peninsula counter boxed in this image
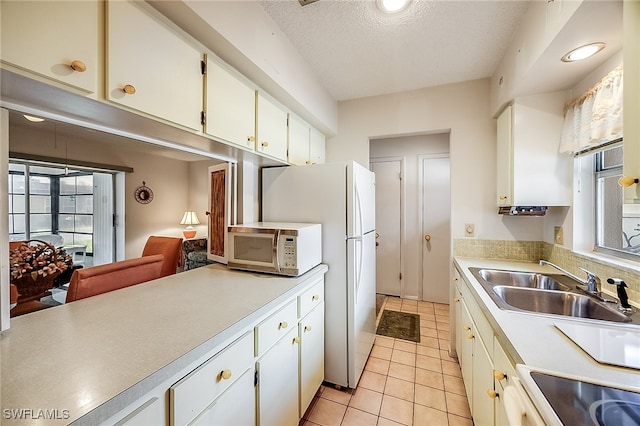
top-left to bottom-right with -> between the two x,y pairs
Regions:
1,263 -> 328,425
454,257 -> 640,423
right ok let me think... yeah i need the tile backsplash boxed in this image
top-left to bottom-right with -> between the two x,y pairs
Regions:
453,239 -> 639,306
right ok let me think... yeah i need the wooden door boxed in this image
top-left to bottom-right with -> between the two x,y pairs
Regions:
208,163 -> 236,264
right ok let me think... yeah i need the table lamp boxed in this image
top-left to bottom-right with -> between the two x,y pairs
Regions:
180,211 -> 200,239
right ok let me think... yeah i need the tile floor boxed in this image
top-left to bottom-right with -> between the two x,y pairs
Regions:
300,296 -> 473,426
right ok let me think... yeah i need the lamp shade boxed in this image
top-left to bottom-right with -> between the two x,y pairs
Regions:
180,211 -> 201,226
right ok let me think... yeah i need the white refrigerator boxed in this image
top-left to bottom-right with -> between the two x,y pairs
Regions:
262,161 -> 376,388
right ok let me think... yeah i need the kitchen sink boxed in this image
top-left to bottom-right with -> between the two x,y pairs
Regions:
491,286 -> 632,323
468,267 -> 637,324
476,268 -> 571,291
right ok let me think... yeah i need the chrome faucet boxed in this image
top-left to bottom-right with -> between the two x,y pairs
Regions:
578,267 -> 601,293
538,260 -> 588,286
539,260 -> 614,302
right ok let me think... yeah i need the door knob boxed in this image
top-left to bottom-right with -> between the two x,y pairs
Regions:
424,235 -> 431,241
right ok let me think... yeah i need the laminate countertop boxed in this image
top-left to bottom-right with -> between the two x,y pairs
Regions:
1,263 -> 328,425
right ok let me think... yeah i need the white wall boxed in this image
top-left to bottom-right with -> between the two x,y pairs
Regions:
328,78 -> 545,244
370,133 -> 450,299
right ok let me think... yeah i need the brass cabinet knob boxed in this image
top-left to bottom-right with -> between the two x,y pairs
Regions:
70,60 -> 87,72
424,235 -> 431,241
494,370 -> 506,381
293,336 -> 301,344
467,332 -> 474,340
487,389 -> 498,399
247,136 -> 255,142
278,321 -> 288,329
220,369 -> 232,380
454,298 -> 460,303
463,325 -> 471,331
261,141 -> 269,147
312,294 -> 320,301
499,195 -> 508,200
123,84 -> 136,95
304,325 -> 312,332
305,160 -> 312,165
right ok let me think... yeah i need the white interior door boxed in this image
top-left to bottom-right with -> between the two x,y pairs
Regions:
421,156 -> 451,303
371,160 -> 402,296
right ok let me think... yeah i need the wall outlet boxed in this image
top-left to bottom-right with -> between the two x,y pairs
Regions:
465,223 -> 475,237
554,226 -> 564,245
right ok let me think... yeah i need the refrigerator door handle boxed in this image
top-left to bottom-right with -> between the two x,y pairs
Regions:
355,237 -> 363,305
354,182 -> 363,237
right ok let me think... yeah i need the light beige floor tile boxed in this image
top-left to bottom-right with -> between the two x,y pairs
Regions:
379,395 -> 414,426
366,357 -> 391,375
359,370 -> 388,393
371,345 -> 393,360
437,330 -> 450,340
441,359 -> 462,377
418,327 -> 438,338
342,407 -> 379,426
301,420 -> 322,426
377,417 -> 404,426
302,396 -> 320,420
401,306 -> 418,313
445,392 -> 471,419
321,385 -> 353,405
394,340 -> 417,354
307,398 -> 347,426
440,349 -> 452,360
416,354 -> 442,373
414,383 -> 447,411
444,375 -> 466,396
418,336 -> 439,349
402,299 -> 418,307
413,404 -> 448,426
391,349 -> 416,367
448,413 -> 474,426
349,387 -> 383,416
388,362 -> 416,382
415,368 -> 444,390
384,376 -> 415,402
376,336 -> 395,348
416,345 -> 440,359
435,316 -> 449,325
419,315 -> 437,326
438,339 -> 450,350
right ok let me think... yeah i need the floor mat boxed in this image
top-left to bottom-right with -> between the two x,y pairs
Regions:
375,310 -> 421,343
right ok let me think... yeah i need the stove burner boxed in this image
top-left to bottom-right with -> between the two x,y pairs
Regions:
590,399 -> 640,426
531,372 -> 640,425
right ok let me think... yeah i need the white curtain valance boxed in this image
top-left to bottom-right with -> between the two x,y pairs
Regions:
560,65 -> 623,155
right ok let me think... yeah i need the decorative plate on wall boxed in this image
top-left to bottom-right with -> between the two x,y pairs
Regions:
134,181 -> 154,204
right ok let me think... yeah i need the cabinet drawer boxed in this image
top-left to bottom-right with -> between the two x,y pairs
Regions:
493,336 -> 516,388
298,278 -> 324,319
170,331 -> 254,426
255,300 -> 297,356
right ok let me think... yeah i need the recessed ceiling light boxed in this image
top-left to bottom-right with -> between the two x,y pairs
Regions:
376,0 -> 411,14
561,42 -> 606,62
23,114 -> 45,123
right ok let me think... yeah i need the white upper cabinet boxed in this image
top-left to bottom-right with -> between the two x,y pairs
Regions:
205,58 -> 256,150
106,0 -> 203,131
256,92 -> 288,161
623,0 -> 640,202
496,92 -> 572,207
0,0 -> 100,94
288,114 -> 325,166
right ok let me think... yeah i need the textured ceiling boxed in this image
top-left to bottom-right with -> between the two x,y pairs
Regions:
260,0 -> 531,101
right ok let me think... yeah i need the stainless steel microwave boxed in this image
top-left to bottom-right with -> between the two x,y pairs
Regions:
227,222 -> 322,276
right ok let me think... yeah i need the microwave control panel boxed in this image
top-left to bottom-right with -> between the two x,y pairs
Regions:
282,237 -> 297,268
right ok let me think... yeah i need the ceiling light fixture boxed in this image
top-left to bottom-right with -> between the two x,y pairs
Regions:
23,114 -> 45,123
376,0 -> 411,14
561,42 -> 606,62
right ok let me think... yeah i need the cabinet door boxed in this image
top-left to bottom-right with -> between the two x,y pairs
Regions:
208,163 -> 236,264
257,326 -> 300,426
459,300 -> 474,403
623,0 -> 640,202
299,302 -> 324,416
309,127 -> 326,165
205,58 -> 256,149
496,105 -> 513,206
472,336 -> 495,426
106,0 -> 202,131
288,114 -> 311,166
192,369 -> 256,426
256,92 -> 288,161
1,1 -> 99,94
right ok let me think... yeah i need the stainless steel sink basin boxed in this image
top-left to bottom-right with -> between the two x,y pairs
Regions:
492,286 -> 631,323
476,269 -> 571,291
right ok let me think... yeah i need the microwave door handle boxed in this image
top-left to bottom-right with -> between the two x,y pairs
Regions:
273,229 -> 281,273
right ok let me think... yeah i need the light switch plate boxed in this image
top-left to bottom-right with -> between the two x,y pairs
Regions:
465,223 -> 475,237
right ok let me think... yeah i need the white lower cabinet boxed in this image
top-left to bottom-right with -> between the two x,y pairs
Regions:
170,331 -> 254,426
191,369 -> 256,426
256,325 -> 300,426
299,302 -> 325,415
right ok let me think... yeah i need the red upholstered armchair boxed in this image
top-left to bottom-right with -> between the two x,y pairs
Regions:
141,236 -> 183,277
65,254 -> 164,302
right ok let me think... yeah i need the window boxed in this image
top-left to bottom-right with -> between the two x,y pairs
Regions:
594,145 -> 640,258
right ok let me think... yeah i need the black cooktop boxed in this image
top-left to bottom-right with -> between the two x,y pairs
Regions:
531,372 -> 640,426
